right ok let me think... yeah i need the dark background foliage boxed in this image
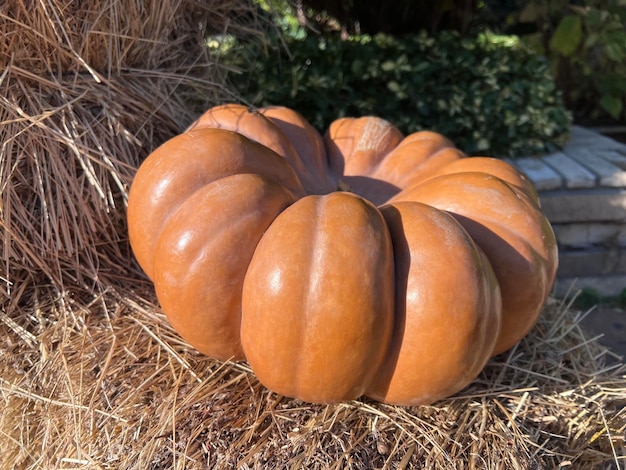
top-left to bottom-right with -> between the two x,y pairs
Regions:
223,30 -> 571,157
297,0 -> 626,124
216,0 -> 625,157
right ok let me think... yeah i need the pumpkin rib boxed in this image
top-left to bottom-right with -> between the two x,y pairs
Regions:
127,128 -> 305,279
391,172 -> 557,356
152,173 -> 297,361
371,142 -> 465,201
417,157 -> 540,204
241,192 -> 395,403
188,104 -> 300,163
324,116 -> 404,179
366,201 -> 501,406
260,106 -> 336,194
189,103 -> 329,195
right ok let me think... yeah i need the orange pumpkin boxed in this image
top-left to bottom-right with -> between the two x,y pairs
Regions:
127,104 -> 558,405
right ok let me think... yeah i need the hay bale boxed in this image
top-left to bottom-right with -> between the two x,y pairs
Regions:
1,0 -> 225,74
0,0 -> 261,300
1,289 -> 624,468
1,67 -> 181,290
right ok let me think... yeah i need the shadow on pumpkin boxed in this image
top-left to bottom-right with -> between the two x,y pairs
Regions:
341,175 -> 401,205
366,203 -> 409,400
451,212 -> 549,339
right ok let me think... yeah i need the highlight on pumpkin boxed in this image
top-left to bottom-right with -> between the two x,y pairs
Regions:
127,103 -> 558,406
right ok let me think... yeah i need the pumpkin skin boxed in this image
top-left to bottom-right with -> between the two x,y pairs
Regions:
366,202 -> 501,405
259,106 -> 335,194
127,127 -> 305,280
241,192 -> 395,403
390,173 -> 557,355
189,104 -> 334,195
153,174 -> 296,361
127,104 -> 557,405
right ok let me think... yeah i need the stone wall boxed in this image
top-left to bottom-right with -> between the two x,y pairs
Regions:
509,126 -> 626,297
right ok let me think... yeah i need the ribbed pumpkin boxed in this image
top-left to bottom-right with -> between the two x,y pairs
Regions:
127,104 -> 558,406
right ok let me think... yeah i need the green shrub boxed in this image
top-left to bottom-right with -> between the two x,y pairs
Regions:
485,0 -> 626,125
220,30 -> 571,157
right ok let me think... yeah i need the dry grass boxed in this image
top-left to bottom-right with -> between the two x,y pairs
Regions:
1,287 -> 625,469
1,1 -> 625,468
0,0 -> 255,75
0,0 -> 262,299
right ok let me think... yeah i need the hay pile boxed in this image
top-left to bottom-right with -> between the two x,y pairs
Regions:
1,289 -> 625,468
1,1 -> 625,469
0,0 -> 259,296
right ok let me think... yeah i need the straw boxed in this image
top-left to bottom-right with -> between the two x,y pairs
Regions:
1,289 -> 624,468
0,0 -> 263,300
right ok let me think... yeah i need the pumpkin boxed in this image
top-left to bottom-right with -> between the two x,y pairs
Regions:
127,104 -> 558,405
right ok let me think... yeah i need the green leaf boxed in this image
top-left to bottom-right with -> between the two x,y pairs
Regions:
381,60 -> 395,72
584,32 -> 600,49
522,32 -> 546,55
586,9 -> 603,28
476,138 -> 490,151
550,15 -> 582,56
600,94 -> 624,118
616,80 -> 626,93
605,42 -> 625,62
350,59 -> 363,75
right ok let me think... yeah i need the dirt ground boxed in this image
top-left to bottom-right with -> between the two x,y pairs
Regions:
580,304 -> 626,359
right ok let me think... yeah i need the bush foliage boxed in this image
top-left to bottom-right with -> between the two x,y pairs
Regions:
519,1 -> 626,123
221,29 -> 571,157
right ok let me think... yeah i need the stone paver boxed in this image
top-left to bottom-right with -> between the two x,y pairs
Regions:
509,126 -> 626,297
